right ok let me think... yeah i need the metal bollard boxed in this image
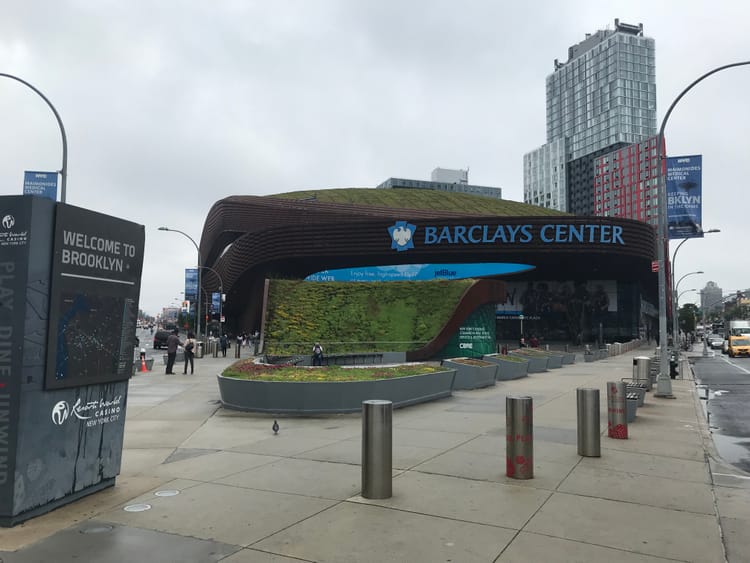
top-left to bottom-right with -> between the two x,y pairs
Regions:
506,396 -> 533,479
577,388 -> 601,457
607,381 -> 628,439
234,342 -> 240,358
362,400 -> 392,499
213,340 -> 219,358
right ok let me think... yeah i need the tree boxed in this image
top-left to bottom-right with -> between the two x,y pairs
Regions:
678,303 -> 699,334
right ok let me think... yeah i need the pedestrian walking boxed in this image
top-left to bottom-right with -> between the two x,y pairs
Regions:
220,334 -> 228,357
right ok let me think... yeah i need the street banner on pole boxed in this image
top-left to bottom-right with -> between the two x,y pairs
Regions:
23,171 -> 58,201
211,291 -> 220,313
667,155 -> 703,239
184,268 -> 198,301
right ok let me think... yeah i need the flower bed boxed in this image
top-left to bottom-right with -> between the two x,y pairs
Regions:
481,354 -> 529,380
218,361 -> 456,414
441,358 -> 497,390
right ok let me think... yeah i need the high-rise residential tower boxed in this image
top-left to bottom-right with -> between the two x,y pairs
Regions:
524,19 -> 657,214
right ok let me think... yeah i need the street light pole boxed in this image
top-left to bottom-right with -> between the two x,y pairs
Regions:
670,229 -> 719,352
197,264 -> 224,338
655,61 -> 750,398
0,73 -> 68,202
673,270 -> 703,347
158,227 -> 201,344
676,288 -> 697,338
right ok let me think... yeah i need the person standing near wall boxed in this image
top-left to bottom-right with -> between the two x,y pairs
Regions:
183,331 -> 196,374
312,342 -> 324,366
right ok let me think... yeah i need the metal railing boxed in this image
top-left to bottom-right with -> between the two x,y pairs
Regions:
263,340 -> 428,356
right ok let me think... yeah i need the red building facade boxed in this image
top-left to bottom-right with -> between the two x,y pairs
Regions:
593,135 -> 665,225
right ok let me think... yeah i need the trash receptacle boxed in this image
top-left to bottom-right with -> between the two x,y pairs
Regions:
196,341 -> 204,359
633,356 -> 651,390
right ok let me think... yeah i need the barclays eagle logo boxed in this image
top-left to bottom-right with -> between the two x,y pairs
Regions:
388,221 -> 416,252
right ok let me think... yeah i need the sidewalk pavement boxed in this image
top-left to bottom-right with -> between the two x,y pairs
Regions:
1,345 -> 747,562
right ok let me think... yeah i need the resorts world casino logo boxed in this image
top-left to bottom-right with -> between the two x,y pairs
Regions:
2,214 -> 14,229
51,396 -> 123,427
388,221 -> 416,252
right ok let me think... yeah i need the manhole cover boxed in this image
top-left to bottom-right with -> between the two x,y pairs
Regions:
155,490 -> 180,497
81,524 -> 114,534
123,503 -> 152,512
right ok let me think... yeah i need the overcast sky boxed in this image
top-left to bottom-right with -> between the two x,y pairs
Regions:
2,1 -> 749,316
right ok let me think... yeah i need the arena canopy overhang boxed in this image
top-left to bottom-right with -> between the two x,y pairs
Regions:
198,195 -> 657,331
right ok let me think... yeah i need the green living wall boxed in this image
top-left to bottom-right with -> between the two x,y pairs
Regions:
264,279 -> 473,355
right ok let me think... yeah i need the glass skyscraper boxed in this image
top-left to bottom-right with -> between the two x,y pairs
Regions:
524,19 -> 657,214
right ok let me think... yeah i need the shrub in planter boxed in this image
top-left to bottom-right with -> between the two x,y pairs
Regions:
441,358 -> 497,390
217,361 -> 456,414
481,354 -> 529,380
508,350 -> 549,373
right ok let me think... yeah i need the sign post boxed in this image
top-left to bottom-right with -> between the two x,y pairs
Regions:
0,196 -> 145,527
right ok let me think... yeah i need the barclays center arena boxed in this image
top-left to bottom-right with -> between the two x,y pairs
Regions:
196,187 -> 658,345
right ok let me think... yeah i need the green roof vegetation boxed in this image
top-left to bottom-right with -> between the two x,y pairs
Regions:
264,279 -> 474,354
269,187 -> 567,217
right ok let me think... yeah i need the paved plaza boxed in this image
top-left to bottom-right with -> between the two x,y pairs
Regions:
1,345 -> 748,562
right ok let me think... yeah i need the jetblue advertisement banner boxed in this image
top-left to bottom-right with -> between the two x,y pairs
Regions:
667,155 -> 703,239
23,171 -> 58,201
305,262 -> 534,282
184,268 -> 198,301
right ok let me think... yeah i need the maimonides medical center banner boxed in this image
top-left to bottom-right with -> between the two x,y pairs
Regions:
667,155 -> 703,239
45,204 -> 145,390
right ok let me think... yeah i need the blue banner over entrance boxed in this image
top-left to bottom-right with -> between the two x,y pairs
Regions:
667,155 -> 703,239
305,262 -> 535,282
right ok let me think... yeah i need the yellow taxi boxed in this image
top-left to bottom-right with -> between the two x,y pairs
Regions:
728,336 -> 750,357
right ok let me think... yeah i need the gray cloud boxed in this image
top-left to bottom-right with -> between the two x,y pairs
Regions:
1,0 -> 748,313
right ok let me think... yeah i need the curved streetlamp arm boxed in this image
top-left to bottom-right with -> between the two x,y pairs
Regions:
197,265 -> 224,337
0,72 -> 68,203
675,271 -> 703,293
656,61 -> 750,393
158,227 -> 201,341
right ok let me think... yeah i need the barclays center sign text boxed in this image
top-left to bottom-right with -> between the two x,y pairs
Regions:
389,221 -> 625,252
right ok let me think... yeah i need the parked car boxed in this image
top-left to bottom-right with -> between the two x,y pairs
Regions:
153,330 -> 171,349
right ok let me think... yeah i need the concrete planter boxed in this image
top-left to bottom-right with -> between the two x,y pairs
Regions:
584,353 -> 596,362
441,359 -> 497,390
532,352 -> 563,369
217,369 -> 456,414
561,352 -> 576,364
508,351 -> 549,373
481,354 -> 529,380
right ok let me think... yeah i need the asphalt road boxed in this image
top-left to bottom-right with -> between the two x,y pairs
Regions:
692,350 -> 750,473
